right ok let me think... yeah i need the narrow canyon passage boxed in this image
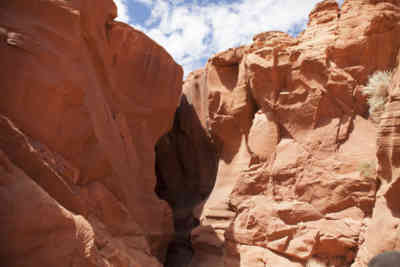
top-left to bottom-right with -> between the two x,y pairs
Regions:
2,0 -> 400,266
155,94 -> 219,267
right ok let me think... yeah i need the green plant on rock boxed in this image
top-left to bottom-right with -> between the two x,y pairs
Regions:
362,70 -> 393,119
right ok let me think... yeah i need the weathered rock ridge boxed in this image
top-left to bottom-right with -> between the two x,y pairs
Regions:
0,0 -> 182,266
157,0 -> 400,266
3,0 -> 400,266
352,45 -> 400,267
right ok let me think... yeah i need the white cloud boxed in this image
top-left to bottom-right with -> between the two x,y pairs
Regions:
135,0 -> 153,5
123,0 -> 342,75
146,0 -> 170,26
114,0 -> 130,23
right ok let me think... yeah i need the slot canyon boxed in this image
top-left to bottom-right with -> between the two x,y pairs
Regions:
1,0 -> 400,266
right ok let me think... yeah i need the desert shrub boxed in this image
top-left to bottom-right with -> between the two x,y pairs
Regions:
363,70 -> 393,118
359,161 -> 376,177
306,258 -> 327,267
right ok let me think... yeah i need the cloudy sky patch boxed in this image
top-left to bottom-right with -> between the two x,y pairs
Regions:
114,0 -> 344,75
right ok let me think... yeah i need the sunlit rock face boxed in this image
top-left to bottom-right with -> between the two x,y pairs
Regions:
181,0 -> 400,266
2,0 -> 400,266
0,0 -> 182,266
352,49 -> 400,267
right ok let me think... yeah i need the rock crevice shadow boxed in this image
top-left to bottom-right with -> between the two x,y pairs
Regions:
155,95 -> 218,267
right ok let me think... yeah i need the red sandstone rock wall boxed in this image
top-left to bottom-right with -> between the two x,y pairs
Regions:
352,48 -> 400,267
155,69 -> 218,267
3,0 -> 400,266
0,0 -> 182,266
181,0 -> 400,266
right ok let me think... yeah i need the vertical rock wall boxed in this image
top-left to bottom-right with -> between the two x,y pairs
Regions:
352,49 -> 400,266
2,0 -> 400,266
168,0 -> 400,266
0,0 -> 182,266
155,70 -> 218,267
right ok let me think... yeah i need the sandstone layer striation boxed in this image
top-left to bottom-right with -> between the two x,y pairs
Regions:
0,0 -> 182,266
156,0 -> 400,266
3,0 -> 400,266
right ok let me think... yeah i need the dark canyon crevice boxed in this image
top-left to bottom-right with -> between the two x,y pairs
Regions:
155,94 -> 219,267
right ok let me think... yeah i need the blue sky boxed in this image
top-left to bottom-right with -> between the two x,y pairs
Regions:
114,0 -> 344,75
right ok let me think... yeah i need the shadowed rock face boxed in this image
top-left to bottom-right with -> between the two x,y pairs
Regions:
155,70 -> 218,267
368,251 -> 400,267
0,0 -> 182,266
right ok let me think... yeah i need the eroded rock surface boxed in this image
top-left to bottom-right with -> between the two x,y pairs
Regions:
352,49 -> 400,267
179,0 -> 400,266
155,70 -> 218,267
0,0 -> 182,266
3,0 -> 400,266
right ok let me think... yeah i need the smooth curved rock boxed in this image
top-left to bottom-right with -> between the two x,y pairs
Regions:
0,0 -> 182,265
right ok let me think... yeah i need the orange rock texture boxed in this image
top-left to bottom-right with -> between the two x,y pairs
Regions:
168,0 -> 400,266
0,0 -> 182,266
2,0 -> 400,266
352,46 -> 400,266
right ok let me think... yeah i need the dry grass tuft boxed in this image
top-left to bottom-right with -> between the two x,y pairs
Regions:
362,70 -> 393,120
359,161 -> 377,178
306,258 -> 327,267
